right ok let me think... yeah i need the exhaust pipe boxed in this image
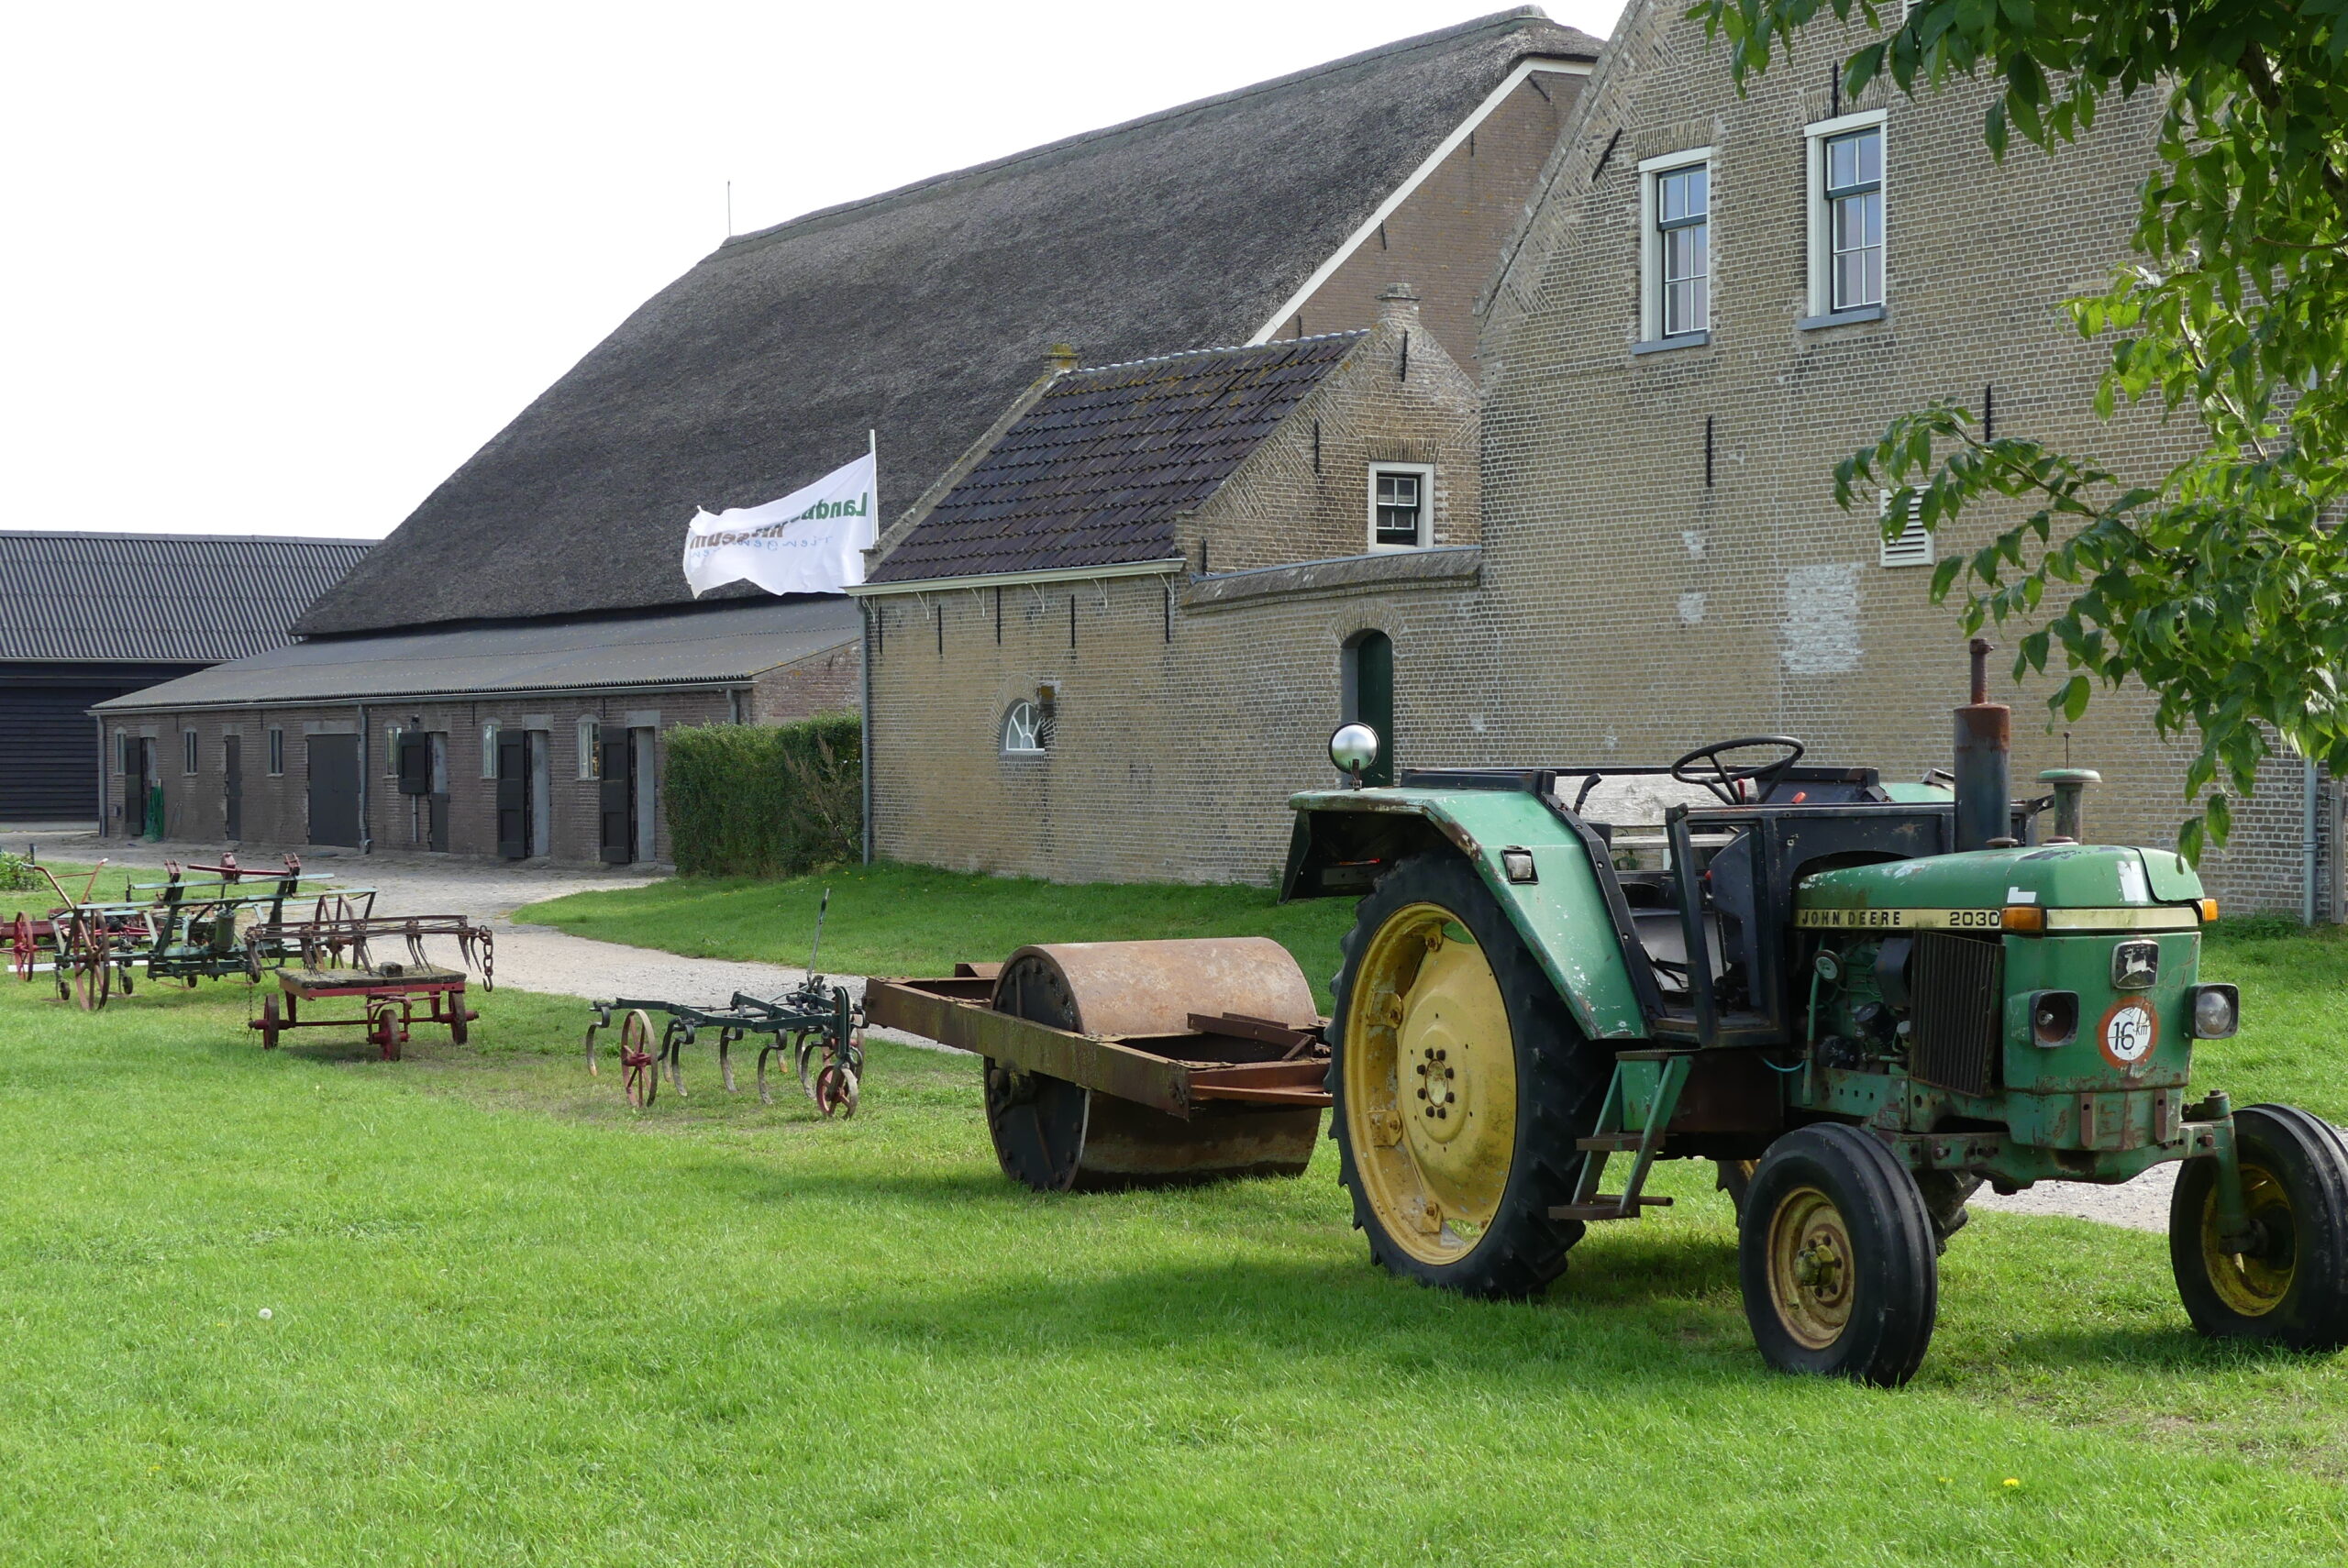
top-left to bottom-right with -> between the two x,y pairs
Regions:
1953,638 -> 2012,852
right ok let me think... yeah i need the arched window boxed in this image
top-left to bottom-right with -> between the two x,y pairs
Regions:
1001,700 -> 1051,756
1341,630 -> 1394,786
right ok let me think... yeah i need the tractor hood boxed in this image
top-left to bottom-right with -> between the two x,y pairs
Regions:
1797,844 -> 2206,934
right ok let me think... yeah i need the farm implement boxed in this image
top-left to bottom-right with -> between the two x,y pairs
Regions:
28,856 -> 378,1010
583,889 -> 867,1115
248,912 -> 493,1060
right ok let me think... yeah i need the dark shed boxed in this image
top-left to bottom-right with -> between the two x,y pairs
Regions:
0,531 -> 371,822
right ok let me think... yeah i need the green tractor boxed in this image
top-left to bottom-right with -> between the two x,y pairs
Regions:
1284,642 -> 2348,1385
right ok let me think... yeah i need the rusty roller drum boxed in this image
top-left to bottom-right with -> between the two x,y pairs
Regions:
985,938 -> 1324,1192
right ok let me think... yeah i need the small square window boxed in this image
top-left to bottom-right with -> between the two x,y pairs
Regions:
267,727 -> 284,776
1368,465 -> 1434,550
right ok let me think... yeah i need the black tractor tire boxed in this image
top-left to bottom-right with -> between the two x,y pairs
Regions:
1328,852 -> 1610,1300
2171,1103 -> 2348,1351
1738,1122 -> 1939,1386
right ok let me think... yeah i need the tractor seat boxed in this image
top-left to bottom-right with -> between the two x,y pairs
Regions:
1632,910 -> 1726,996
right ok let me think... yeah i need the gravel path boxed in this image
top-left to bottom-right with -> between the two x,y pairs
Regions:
30,834 -> 2199,1231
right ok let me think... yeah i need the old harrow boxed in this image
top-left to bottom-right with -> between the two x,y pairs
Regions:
8,860 -> 107,984
583,889 -> 864,1115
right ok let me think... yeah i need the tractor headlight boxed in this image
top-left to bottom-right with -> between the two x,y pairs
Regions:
1329,723 -> 1380,781
2187,984 -> 2240,1040
2028,990 -> 2078,1048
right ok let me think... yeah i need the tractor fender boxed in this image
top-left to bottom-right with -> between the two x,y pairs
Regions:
1285,788 -> 1651,1042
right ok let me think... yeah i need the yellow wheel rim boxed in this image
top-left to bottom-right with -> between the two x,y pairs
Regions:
1342,901 -> 1518,1267
2201,1162 -> 2296,1318
1767,1186 -> 1855,1350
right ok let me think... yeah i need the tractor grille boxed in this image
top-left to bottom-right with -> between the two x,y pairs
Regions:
1910,933 -> 2003,1098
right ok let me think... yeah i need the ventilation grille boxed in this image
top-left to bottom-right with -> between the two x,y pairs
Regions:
1879,489 -> 1933,569
1910,933 -> 2002,1097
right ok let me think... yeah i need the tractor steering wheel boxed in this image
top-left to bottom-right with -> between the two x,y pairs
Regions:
1669,735 -> 1807,805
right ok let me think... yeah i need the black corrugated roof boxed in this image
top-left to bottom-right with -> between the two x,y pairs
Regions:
0,532 -> 371,664
293,8 -> 1600,635
869,335 -> 1363,583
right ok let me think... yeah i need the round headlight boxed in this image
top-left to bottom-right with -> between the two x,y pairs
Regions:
1329,723 -> 1381,778
2191,984 -> 2240,1040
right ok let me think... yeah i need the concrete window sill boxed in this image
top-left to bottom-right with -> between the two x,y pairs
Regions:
1631,331 -> 1711,357
1797,304 -> 1886,331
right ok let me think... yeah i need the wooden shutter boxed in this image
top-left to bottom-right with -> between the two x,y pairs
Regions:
598,737 -> 633,864
396,731 -> 433,795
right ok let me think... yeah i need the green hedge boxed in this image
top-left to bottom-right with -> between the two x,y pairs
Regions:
664,713 -> 862,877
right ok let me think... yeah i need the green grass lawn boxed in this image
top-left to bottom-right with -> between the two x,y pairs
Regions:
4,953 -> 2348,1563
516,862 -> 1361,1006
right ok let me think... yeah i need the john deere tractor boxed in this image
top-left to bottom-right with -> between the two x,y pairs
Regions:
1284,642 -> 2348,1385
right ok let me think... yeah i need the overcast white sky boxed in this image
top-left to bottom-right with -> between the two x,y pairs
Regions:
2,2 -> 1626,545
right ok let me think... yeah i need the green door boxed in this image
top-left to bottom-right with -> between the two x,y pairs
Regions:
1345,631 -> 1395,787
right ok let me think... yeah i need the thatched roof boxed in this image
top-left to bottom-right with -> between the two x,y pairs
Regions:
295,8 -> 1597,636
866,335 -> 1363,584
0,531 -> 370,664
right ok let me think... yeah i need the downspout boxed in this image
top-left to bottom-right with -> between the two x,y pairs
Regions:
94,715 -> 107,839
2305,757 -> 2320,927
860,601 -> 875,866
358,701 -> 371,855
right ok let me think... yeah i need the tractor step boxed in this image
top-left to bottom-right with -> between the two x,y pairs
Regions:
1550,1196 -> 1674,1221
1576,1133 -> 1664,1153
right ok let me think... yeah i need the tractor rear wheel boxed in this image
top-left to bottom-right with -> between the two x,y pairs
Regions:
2170,1103 -> 2348,1350
1738,1123 -> 1939,1386
1330,852 -> 1605,1299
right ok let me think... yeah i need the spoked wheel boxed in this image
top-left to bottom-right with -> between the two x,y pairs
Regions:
2171,1104 -> 2348,1350
255,992 -> 282,1050
369,1000 -> 403,1061
72,933 -> 112,1012
1330,853 -> 1606,1298
617,1010 -> 659,1108
1739,1123 -> 1939,1386
814,1062 -> 859,1119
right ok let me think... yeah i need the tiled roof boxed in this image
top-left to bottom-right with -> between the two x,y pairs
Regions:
0,531 -> 371,664
293,9 -> 1600,634
867,336 -> 1363,583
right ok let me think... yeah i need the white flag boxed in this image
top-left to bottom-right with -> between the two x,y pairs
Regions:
682,451 -> 876,597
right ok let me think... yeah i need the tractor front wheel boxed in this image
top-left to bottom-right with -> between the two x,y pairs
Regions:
1739,1123 -> 1939,1386
1330,852 -> 1606,1300
2171,1103 -> 2348,1351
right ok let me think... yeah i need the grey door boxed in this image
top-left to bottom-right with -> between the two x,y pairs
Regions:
306,734 -> 361,848
427,734 -> 449,853
222,735 -> 241,840
526,732 -> 552,857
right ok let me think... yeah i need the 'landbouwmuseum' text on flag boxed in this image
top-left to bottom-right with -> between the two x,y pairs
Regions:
681,451 -> 876,597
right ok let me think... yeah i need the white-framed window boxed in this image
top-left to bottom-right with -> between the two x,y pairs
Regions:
183,729 -> 199,775
115,731 -> 129,775
1639,149 -> 1713,343
267,727 -> 285,777
384,725 -> 403,778
1805,110 -> 1887,320
578,718 -> 602,779
1001,700 -> 1052,756
1368,464 -> 1434,550
481,723 -> 499,778
1879,487 -> 1933,568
